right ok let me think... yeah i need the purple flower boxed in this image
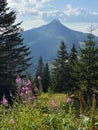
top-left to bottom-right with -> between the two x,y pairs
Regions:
19,92 -> 24,96
37,76 -> 42,81
80,113 -> 83,118
10,118 -> 15,124
50,99 -> 56,108
21,86 -> 32,95
26,80 -> 32,87
1,97 -> 8,105
29,96 -> 35,100
21,87 -> 25,91
34,87 -> 39,92
66,97 -> 72,103
16,77 -> 21,84
25,90 -> 32,94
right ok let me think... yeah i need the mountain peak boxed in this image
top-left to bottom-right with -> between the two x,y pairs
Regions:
50,19 -> 61,24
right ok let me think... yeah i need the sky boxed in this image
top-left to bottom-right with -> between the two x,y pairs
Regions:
7,0 -> 98,36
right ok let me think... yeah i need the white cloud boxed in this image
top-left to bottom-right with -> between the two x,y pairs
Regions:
64,4 -> 86,16
90,11 -> 98,15
7,1 -> 98,35
21,18 -> 46,30
41,0 -> 51,3
7,0 -> 27,8
7,0 -> 51,17
63,22 -> 98,36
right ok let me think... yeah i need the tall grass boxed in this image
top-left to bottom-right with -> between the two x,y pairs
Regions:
0,77 -> 98,130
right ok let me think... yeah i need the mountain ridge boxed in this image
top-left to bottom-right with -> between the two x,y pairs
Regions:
22,19 -> 98,63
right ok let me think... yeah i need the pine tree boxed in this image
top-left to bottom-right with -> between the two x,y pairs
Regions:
52,41 -> 70,92
79,32 -> 98,104
34,56 -> 44,90
35,56 -> 44,78
0,0 -> 32,103
69,43 -> 78,64
69,44 -> 79,92
42,63 -> 51,92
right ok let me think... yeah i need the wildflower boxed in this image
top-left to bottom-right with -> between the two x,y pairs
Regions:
21,86 -> 31,94
66,97 -> 72,103
80,113 -> 83,118
19,92 -> 24,96
29,96 -> 35,100
25,89 -> 32,94
26,80 -> 32,87
34,87 -> 39,92
21,86 -> 25,91
50,99 -> 56,108
16,77 -> 21,84
10,118 -> 15,124
1,97 -> 8,105
37,76 -> 42,81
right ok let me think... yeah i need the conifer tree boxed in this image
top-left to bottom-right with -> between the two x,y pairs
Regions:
0,0 -> 32,103
79,32 -> 98,104
35,56 -> 44,90
69,43 -> 78,64
52,41 -> 71,92
42,63 -> 51,92
69,44 -> 79,92
35,56 -> 44,78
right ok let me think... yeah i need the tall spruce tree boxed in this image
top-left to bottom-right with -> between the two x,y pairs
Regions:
69,44 -> 78,64
35,56 -> 44,78
35,56 -> 44,90
42,63 -> 51,92
69,44 -> 79,92
79,32 -> 98,104
0,0 -> 32,103
52,41 -> 71,92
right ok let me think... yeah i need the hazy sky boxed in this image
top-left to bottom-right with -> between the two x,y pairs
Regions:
7,0 -> 98,36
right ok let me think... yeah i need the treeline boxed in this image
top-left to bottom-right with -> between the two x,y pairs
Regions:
33,33 -> 98,105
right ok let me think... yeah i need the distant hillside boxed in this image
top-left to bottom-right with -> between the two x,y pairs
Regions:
22,19 -> 98,64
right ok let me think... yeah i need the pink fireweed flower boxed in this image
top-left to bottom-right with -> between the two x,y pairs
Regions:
10,118 -> 15,124
34,87 -> 39,92
1,97 -> 8,105
29,96 -> 35,100
22,86 -> 28,91
25,87 -> 31,94
19,92 -> 24,96
26,80 -> 32,87
21,86 -> 31,95
21,86 -> 25,91
80,113 -> 83,118
37,76 -> 42,81
66,97 -> 72,103
25,90 -> 32,94
50,99 -> 57,108
16,77 -> 21,84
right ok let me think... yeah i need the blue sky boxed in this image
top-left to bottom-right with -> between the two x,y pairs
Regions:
7,0 -> 98,36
